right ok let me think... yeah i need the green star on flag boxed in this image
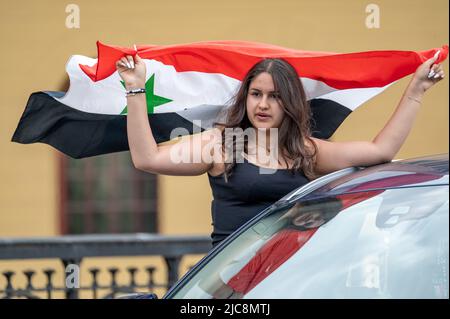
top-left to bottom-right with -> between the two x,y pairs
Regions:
120,73 -> 172,114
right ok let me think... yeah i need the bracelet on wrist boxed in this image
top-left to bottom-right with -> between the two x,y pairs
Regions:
126,88 -> 146,97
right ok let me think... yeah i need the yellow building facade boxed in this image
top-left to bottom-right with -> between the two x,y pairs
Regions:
0,0 -> 448,298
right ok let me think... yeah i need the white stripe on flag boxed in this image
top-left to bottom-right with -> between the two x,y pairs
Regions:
319,83 -> 395,111
56,54 -> 394,124
57,55 -> 241,115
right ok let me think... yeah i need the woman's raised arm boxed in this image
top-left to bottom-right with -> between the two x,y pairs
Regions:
116,54 -> 222,176
312,52 -> 445,176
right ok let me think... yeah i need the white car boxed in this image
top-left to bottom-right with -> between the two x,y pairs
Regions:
164,154 -> 449,299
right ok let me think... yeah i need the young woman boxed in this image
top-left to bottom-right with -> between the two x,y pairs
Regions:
116,52 -> 445,246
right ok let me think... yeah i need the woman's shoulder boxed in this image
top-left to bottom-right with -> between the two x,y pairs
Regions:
204,125 -> 226,176
202,125 -> 225,139
305,136 -> 319,149
201,126 -> 225,151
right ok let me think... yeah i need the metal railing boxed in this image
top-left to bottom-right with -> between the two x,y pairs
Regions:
0,234 -> 211,299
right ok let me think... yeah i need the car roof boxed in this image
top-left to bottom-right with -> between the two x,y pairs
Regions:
284,154 -> 449,203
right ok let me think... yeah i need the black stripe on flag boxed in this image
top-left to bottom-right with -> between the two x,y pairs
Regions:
12,92 -> 202,158
309,98 -> 352,139
12,92 -> 351,158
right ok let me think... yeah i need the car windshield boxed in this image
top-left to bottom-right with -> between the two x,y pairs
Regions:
168,185 -> 449,299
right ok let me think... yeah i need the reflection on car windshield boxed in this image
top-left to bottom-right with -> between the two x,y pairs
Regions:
169,186 -> 449,299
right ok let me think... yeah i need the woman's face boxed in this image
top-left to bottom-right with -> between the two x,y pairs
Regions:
246,72 -> 285,130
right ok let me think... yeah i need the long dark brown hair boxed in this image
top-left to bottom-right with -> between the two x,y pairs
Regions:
213,58 -> 317,182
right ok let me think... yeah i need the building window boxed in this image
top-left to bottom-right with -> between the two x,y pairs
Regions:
60,152 -> 157,234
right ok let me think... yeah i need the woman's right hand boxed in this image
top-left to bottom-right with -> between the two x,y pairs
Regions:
116,54 -> 146,89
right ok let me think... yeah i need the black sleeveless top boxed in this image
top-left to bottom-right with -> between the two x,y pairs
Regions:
207,156 -> 309,247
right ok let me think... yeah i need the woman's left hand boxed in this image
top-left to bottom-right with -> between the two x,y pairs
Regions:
410,51 -> 445,93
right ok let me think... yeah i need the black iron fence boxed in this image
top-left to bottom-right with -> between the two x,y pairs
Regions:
0,234 -> 211,299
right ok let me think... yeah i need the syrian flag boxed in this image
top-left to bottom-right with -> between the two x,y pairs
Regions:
11,41 -> 448,159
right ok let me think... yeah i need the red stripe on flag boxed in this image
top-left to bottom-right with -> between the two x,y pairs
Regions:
79,41 -> 448,90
